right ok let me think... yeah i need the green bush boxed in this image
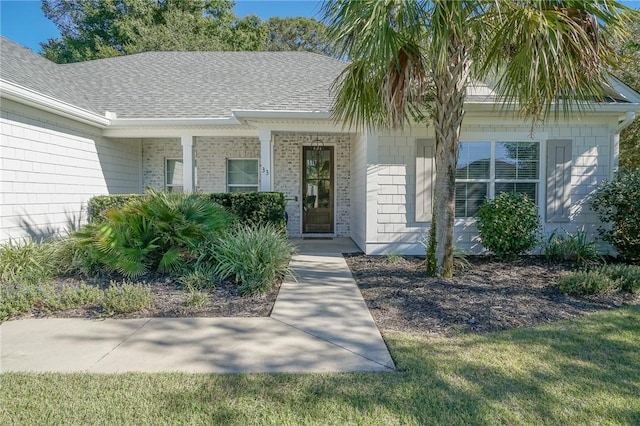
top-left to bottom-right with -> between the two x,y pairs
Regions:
43,283 -> 103,311
542,228 -> 602,265
598,264 -> 640,294
209,192 -> 286,227
0,281 -> 103,322
178,264 -> 216,290
590,169 -> 640,262
209,223 -> 295,295
52,235 -> 104,277
78,189 -> 233,277
558,270 -> 619,295
87,194 -> 144,223
0,240 -> 57,285
102,281 -> 153,315
0,283 -> 47,321
477,192 -> 540,259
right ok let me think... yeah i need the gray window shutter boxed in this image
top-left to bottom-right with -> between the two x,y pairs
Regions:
416,138 -> 436,222
546,139 -> 572,223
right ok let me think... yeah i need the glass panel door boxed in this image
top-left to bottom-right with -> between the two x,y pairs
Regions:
303,146 -> 334,233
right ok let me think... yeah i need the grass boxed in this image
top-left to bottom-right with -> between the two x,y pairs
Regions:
2,306 -> 639,425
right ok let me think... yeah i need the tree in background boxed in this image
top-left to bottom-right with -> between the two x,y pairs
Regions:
40,0 -> 328,63
265,17 -> 331,55
612,11 -> 640,169
323,0 -> 631,278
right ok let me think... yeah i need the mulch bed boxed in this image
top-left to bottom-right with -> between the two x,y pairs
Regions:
16,255 -> 639,338
21,275 -> 279,320
345,254 -> 639,337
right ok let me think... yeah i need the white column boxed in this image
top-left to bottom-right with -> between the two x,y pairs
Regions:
259,129 -> 272,191
180,135 -> 195,193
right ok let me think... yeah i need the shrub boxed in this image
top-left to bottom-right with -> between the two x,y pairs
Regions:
542,228 -> 602,265
43,282 -> 103,311
598,264 -> 640,294
210,223 -> 295,295
0,240 -> 56,285
178,264 -> 216,290
51,235 -> 104,277
558,270 -> 619,295
209,192 -> 286,228
477,192 -> 540,259
0,281 -> 103,322
183,288 -> 209,308
590,168 -> 640,262
0,283 -> 47,321
87,194 -> 144,223
102,281 -> 153,315
78,189 -> 233,277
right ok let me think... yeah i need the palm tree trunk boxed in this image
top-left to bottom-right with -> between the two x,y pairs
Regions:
432,38 -> 470,278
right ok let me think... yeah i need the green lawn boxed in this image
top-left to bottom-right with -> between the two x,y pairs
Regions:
2,306 -> 639,425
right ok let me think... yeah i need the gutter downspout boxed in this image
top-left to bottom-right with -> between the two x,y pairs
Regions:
611,111 -> 636,180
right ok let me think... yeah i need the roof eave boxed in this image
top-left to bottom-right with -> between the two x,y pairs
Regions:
0,79 -> 110,128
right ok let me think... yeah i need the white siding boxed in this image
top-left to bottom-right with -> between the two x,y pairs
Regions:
0,100 -> 142,242
350,132 -> 367,251
364,117 -> 618,255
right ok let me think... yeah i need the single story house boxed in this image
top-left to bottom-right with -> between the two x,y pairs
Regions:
1,36 -> 639,254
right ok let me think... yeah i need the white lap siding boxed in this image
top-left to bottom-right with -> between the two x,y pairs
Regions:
0,100 -> 142,243
365,118 -> 617,255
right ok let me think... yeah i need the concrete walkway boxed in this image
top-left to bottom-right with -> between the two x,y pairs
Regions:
0,239 -> 395,374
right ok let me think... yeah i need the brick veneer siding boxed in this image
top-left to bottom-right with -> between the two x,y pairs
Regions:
273,132 -> 351,237
141,133 -> 352,237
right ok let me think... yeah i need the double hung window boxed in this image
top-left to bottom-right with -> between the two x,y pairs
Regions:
455,141 -> 540,217
227,159 -> 259,192
165,159 -> 184,193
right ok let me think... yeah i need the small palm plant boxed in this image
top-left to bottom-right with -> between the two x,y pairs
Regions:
77,189 -> 233,277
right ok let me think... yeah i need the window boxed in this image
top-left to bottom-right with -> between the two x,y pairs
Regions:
227,159 -> 259,192
455,141 -> 540,217
165,159 -> 183,193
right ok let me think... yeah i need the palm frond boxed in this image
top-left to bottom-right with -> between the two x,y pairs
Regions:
478,0 -> 631,121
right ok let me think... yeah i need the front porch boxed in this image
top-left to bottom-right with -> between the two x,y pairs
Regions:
131,130 -> 357,239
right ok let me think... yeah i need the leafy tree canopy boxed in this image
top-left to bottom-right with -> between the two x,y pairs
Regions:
265,16 -> 331,55
40,0 -> 329,63
611,8 -> 640,169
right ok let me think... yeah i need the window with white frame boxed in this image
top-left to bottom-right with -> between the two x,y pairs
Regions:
165,158 -> 183,193
227,159 -> 259,192
455,141 -> 540,217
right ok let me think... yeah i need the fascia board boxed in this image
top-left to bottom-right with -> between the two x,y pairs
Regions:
232,110 -> 333,120
0,79 -> 109,128
107,116 -> 241,127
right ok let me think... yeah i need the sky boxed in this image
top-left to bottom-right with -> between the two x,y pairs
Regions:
0,0 -> 324,53
1,0 -> 639,54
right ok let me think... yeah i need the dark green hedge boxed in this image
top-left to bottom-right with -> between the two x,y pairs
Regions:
87,194 -> 143,222
87,191 -> 286,227
208,192 -> 286,228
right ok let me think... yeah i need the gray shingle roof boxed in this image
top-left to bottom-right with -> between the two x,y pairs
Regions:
0,38 -> 97,112
1,37 -> 348,119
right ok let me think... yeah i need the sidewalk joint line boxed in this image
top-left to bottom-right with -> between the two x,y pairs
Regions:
270,317 -> 394,371
86,318 -> 152,372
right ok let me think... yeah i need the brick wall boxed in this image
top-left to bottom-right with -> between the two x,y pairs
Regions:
273,132 -> 351,237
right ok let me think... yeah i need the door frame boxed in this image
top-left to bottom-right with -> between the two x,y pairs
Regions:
300,144 -> 337,235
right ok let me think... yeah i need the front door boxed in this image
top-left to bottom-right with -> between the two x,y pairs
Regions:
302,146 -> 334,233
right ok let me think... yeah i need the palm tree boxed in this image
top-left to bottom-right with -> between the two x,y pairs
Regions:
322,0 -> 631,278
